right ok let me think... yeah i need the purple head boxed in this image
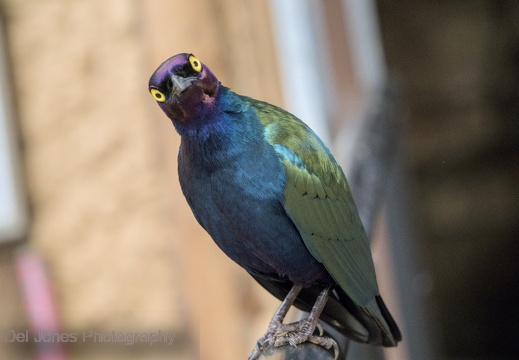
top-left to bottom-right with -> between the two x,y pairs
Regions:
148,53 -> 219,123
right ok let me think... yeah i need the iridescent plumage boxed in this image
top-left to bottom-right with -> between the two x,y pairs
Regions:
148,53 -> 401,356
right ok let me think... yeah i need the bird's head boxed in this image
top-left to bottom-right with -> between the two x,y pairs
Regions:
148,53 -> 219,123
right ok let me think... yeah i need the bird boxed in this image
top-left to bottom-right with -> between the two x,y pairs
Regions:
148,53 -> 402,359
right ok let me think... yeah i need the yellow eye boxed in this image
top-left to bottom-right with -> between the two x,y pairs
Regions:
150,88 -> 166,103
189,55 -> 202,72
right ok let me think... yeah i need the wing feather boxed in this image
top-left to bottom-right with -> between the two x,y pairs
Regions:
251,96 -> 399,345
280,157 -> 378,307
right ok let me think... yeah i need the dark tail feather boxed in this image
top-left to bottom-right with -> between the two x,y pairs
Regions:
376,295 -> 402,344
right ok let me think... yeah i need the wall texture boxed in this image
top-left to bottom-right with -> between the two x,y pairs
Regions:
0,1 -> 283,360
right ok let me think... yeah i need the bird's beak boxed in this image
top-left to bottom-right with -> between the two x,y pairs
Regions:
170,74 -> 197,98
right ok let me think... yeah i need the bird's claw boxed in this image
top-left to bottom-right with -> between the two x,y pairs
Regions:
273,332 -> 339,359
273,327 -> 339,360
249,320 -> 292,359
249,320 -> 337,360
248,322 -> 280,360
252,319 -> 307,353
310,335 -> 339,360
255,334 -> 275,352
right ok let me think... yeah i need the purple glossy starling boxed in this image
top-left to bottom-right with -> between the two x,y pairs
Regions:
148,53 -> 401,359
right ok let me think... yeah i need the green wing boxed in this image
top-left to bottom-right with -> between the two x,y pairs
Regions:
252,99 -> 379,307
281,153 -> 379,307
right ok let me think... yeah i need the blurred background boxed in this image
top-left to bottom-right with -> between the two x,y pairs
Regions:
0,1 -> 517,360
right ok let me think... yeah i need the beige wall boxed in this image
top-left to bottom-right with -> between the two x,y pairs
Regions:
0,1 -> 283,359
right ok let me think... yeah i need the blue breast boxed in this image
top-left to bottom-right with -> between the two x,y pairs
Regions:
177,89 -> 332,285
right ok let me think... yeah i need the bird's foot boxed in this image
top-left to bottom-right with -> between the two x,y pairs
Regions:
249,320 -> 296,359
274,331 -> 339,360
273,320 -> 339,359
255,320 -> 283,352
253,319 -> 322,351
248,320 -> 335,360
